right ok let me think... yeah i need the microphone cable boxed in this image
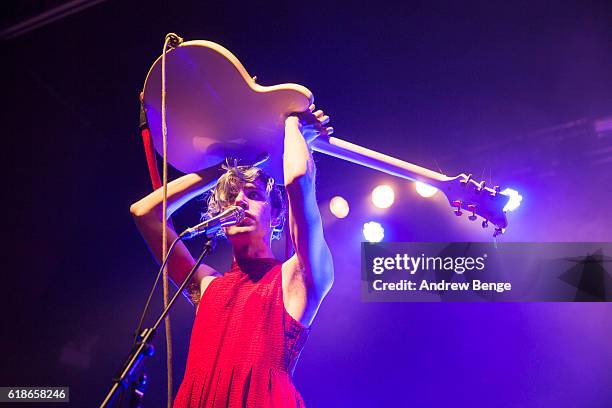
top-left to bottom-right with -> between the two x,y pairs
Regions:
132,235 -> 183,347
160,32 -> 183,408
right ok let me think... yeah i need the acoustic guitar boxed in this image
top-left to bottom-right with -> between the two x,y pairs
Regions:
142,40 -> 520,236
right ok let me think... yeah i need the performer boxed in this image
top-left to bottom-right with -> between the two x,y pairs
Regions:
130,105 -> 334,407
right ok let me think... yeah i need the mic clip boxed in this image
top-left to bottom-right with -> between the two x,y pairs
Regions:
165,33 -> 184,49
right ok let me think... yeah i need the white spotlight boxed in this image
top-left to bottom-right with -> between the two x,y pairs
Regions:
329,196 -> 350,218
415,181 -> 438,198
363,221 -> 385,242
501,188 -> 523,212
371,185 -> 395,209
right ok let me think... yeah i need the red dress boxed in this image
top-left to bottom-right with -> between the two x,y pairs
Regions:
173,257 -> 311,407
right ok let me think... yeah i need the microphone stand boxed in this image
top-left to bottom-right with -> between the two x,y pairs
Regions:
100,237 -> 216,408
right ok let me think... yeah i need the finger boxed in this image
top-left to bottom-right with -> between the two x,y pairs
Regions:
309,104 -> 315,112
320,115 -> 330,125
314,109 -> 324,118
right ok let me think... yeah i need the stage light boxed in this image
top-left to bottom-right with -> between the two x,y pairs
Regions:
501,188 -> 522,212
329,196 -> 350,218
415,181 -> 438,198
371,185 -> 395,209
363,221 -> 384,242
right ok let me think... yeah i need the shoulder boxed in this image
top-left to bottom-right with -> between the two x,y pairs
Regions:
187,264 -> 222,307
200,273 -> 220,295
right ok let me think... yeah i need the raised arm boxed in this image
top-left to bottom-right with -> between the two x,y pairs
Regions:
129,165 -> 222,305
282,105 -> 334,327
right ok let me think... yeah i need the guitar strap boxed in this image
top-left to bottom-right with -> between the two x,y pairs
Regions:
139,98 -> 162,190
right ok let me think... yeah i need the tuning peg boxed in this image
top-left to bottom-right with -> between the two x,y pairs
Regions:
490,185 -> 500,198
481,220 -> 489,229
493,227 -> 504,237
467,204 -> 477,221
252,76 -> 258,82
460,174 -> 472,186
452,200 -> 462,216
475,180 -> 486,193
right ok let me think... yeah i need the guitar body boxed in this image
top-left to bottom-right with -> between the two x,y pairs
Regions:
143,40 -> 313,182
141,39 -> 517,234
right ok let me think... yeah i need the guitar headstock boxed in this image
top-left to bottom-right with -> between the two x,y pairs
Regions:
437,174 -> 522,237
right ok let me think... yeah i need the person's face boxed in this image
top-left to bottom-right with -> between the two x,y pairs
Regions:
223,180 -> 279,242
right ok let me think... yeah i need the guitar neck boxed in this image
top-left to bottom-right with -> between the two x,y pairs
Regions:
310,136 -> 456,188
311,135 -> 512,232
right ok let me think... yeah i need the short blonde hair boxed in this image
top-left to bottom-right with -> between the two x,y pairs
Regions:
203,159 -> 286,240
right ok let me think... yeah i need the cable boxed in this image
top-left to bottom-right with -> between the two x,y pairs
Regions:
133,235 -> 183,344
160,32 -> 183,408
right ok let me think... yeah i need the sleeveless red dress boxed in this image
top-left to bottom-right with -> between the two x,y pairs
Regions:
173,258 -> 311,407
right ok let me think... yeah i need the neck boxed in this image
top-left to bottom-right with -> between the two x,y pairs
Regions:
231,235 -> 274,261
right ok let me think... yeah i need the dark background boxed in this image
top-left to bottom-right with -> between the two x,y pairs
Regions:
2,1 -> 611,406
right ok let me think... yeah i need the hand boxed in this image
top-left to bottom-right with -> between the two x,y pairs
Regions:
286,104 -> 334,143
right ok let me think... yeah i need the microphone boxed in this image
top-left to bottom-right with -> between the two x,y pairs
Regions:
179,206 -> 245,240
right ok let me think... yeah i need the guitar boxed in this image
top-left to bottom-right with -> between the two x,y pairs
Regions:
142,40 -> 520,236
